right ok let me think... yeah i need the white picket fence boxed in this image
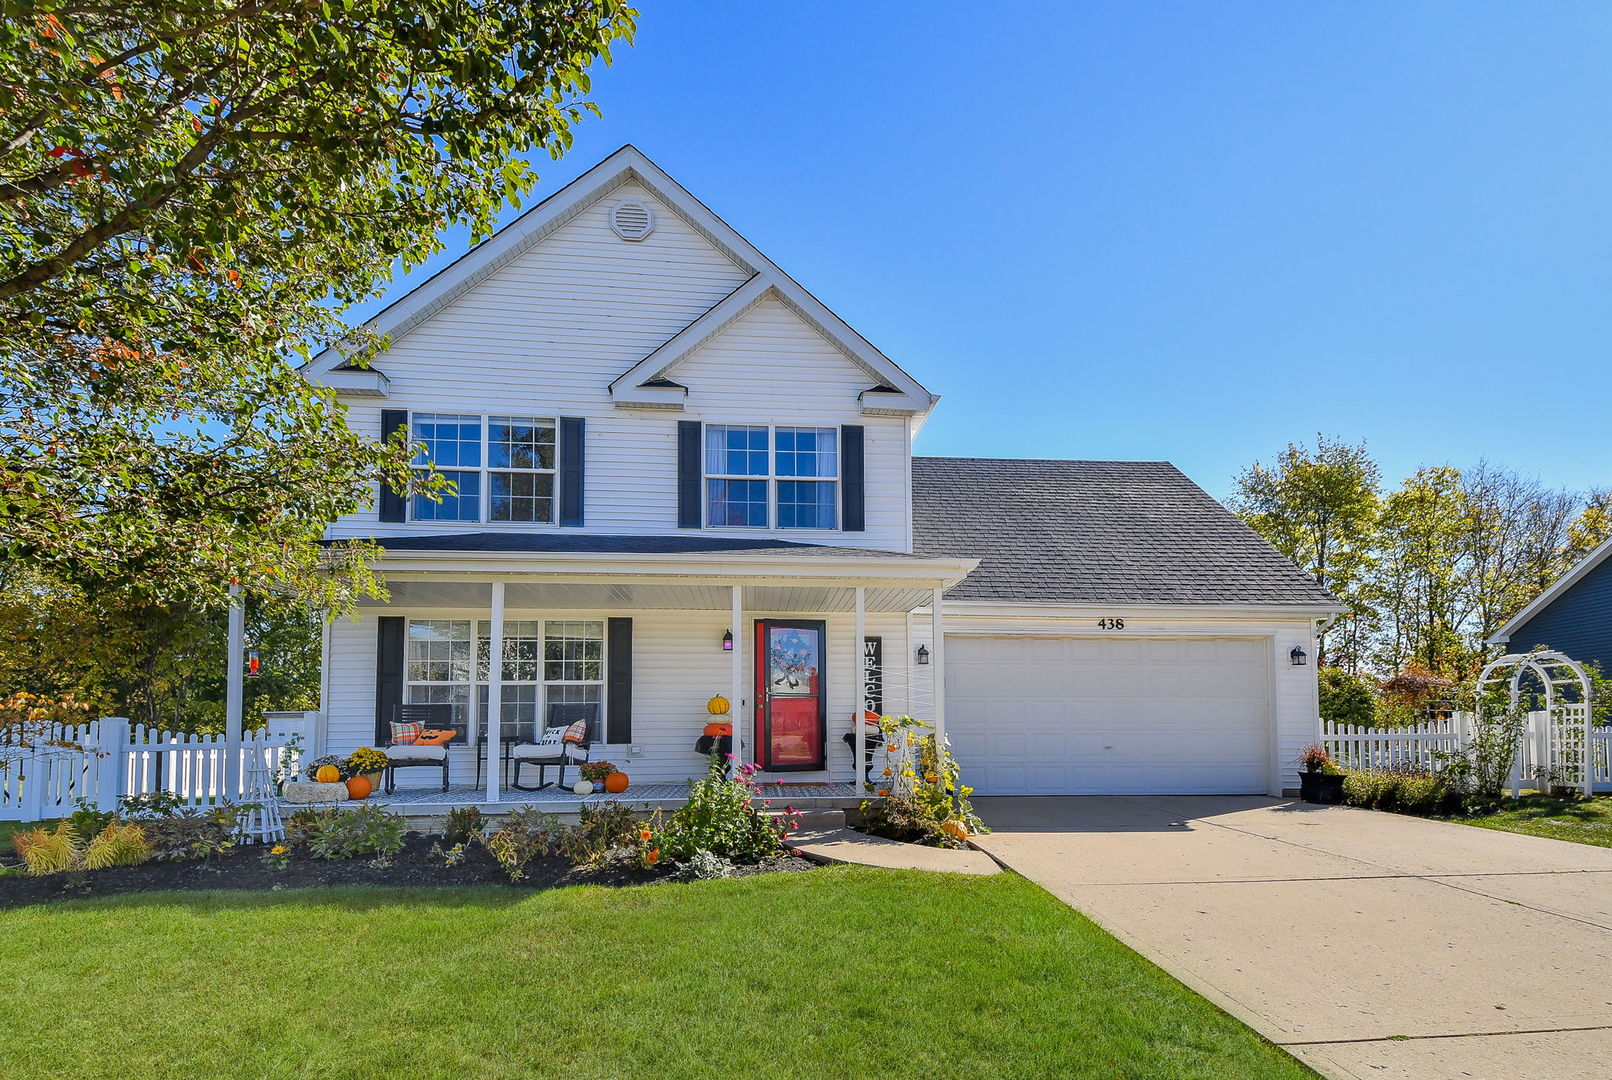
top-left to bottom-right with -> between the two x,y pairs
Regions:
0,714 -> 313,822
1321,714 -> 1612,793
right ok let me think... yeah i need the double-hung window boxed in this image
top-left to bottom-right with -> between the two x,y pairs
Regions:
410,413 -> 557,523
704,424 -> 838,529
408,618 -> 605,744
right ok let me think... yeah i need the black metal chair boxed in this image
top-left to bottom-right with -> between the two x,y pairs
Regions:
384,703 -> 455,793
510,702 -> 597,791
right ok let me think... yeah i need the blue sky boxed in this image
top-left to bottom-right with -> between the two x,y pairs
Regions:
353,2 -> 1612,500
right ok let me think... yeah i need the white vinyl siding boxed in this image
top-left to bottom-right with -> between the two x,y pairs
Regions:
322,182 -> 913,553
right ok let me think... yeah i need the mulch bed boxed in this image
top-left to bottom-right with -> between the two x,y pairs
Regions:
0,833 -> 816,909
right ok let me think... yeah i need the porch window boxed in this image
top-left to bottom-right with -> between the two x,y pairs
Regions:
544,620 -> 606,741
475,620 -> 542,742
408,413 -> 557,523
703,425 -> 838,529
404,619 -> 473,727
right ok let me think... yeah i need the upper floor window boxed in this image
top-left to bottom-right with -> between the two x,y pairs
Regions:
411,413 -> 556,523
704,424 -> 838,529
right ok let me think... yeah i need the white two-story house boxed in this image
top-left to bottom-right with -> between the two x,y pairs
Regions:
302,146 -> 1341,804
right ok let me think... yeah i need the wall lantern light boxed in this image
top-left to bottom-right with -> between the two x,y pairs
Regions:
916,644 -> 930,665
722,630 -> 734,652
1290,645 -> 1308,667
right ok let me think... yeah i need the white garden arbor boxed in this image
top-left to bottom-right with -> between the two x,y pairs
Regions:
1476,650 -> 1593,796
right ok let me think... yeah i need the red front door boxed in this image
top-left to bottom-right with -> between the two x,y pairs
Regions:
754,620 -> 827,771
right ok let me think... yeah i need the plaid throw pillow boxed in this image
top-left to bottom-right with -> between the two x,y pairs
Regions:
561,720 -> 588,744
390,720 -> 423,746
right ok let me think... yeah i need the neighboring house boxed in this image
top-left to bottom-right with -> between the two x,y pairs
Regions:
1487,536 -> 1612,673
302,145 -> 1341,800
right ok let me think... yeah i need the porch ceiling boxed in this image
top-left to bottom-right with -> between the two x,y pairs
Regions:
362,579 -> 936,613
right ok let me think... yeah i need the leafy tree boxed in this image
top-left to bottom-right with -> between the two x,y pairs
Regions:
0,0 -> 635,615
1318,667 -> 1377,727
1373,467 -> 1473,678
1229,435 -> 1380,670
1458,461 -> 1578,646
1565,489 -> 1612,564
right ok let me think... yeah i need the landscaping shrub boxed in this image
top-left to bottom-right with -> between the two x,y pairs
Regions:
483,806 -> 563,882
117,790 -> 186,821
304,804 -> 406,864
144,805 -> 245,862
1342,769 -> 1451,814
559,802 -> 653,868
443,805 -> 486,847
67,798 -> 116,843
660,755 -> 797,864
80,822 -> 153,870
12,821 -> 82,876
858,715 -> 986,848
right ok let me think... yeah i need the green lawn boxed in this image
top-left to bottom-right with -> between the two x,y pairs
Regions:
1451,795 -> 1612,848
0,867 -> 1315,1080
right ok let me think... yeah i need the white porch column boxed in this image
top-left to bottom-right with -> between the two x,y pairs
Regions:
484,582 -> 505,804
225,584 -> 244,800
730,585 -> 743,773
853,586 -> 866,790
930,583 -> 946,749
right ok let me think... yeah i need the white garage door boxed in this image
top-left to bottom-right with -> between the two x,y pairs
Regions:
946,635 -> 1271,795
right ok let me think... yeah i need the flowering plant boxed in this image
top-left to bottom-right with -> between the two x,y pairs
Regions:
579,759 -> 617,782
859,714 -> 986,848
263,844 -> 291,871
344,747 -> 390,775
659,754 -> 800,864
303,754 -> 346,781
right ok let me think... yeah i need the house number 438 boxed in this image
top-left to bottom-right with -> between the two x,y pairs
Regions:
1097,617 -> 1126,630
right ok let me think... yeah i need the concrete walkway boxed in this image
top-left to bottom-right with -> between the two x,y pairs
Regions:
789,814 -> 1000,875
973,796 -> 1612,1080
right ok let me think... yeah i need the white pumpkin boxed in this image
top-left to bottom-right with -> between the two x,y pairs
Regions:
572,779 -> 593,796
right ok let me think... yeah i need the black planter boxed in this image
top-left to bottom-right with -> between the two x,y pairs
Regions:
1299,770 -> 1345,805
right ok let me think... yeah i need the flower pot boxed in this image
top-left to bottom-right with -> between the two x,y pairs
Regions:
363,771 -> 385,792
1299,771 -> 1345,805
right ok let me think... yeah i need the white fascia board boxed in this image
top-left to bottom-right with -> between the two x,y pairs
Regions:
939,599 -> 1346,620
610,384 -> 688,410
1486,535 -> 1612,644
608,274 -> 769,397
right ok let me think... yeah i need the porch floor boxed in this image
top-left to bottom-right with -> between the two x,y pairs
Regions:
292,781 -> 864,817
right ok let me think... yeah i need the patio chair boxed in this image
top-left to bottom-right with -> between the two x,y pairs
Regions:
509,702 -> 596,791
384,703 -> 455,793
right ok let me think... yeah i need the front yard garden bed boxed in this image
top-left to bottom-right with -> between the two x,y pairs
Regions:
0,831 -> 813,909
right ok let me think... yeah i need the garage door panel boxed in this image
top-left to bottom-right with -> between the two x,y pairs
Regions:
946,635 -> 1270,796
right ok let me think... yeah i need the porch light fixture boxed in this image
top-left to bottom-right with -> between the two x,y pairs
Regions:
1290,645 -> 1308,667
722,630 -> 734,652
916,644 -> 930,665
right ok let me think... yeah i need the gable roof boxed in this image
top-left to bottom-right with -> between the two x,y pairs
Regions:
1487,535 -> 1612,644
302,145 -> 935,413
912,457 -> 1343,608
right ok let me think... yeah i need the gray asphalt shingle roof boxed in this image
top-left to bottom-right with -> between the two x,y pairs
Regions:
913,457 -> 1338,607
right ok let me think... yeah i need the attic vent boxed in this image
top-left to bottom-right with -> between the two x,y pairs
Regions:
609,201 -> 655,241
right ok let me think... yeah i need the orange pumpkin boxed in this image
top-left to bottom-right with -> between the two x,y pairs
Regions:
345,775 -> 372,800
603,771 -> 629,794
314,764 -> 341,784
703,722 -> 732,737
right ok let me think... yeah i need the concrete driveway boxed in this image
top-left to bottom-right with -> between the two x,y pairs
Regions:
972,796 -> 1612,1080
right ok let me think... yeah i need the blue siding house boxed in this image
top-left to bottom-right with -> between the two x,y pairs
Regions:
1489,538 -> 1612,673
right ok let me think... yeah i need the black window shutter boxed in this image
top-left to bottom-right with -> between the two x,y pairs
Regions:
676,420 -> 702,528
841,424 -> 865,532
559,416 -> 585,526
606,618 -> 632,744
378,410 -> 409,522
375,616 -> 405,744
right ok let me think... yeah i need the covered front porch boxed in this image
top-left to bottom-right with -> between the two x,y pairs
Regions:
317,537 -> 975,807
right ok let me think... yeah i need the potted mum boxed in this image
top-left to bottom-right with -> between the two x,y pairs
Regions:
579,759 -> 617,792
1298,744 -> 1345,804
344,747 -> 390,793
